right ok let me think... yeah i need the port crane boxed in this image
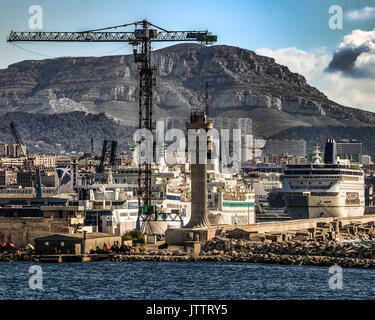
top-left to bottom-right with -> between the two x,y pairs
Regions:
242,138 -> 264,169
10,122 -> 27,157
7,20 -> 217,228
97,140 -> 117,174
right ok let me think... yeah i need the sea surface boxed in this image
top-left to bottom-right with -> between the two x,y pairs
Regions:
1,261 -> 375,300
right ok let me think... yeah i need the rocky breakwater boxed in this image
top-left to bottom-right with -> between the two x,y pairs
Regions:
107,248 -> 190,262
3,220 -> 375,267
199,220 -> 375,268
0,247 -> 192,263
0,250 -> 38,262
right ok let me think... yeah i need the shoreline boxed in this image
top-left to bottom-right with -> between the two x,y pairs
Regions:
4,217 -> 375,268
2,252 -> 375,269
3,239 -> 375,269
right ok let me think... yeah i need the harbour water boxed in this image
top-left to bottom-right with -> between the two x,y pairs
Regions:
1,261 -> 375,300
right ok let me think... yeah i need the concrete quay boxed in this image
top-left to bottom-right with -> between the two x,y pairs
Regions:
221,214 -> 375,236
3,215 -> 375,268
166,214 -> 375,246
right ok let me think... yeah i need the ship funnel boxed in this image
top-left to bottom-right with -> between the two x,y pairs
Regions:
324,139 -> 337,164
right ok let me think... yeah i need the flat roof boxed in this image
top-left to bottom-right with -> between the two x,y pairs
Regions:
35,232 -> 119,241
40,206 -> 84,211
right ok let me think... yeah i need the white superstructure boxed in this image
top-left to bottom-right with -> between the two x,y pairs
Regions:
282,145 -> 365,219
206,160 -> 256,225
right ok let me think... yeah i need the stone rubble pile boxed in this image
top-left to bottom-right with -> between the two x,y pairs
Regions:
0,251 -> 37,262
222,220 -> 375,243
201,237 -> 375,259
197,220 -> 375,268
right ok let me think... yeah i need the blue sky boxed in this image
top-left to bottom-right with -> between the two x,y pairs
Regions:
1,0 -> 375,110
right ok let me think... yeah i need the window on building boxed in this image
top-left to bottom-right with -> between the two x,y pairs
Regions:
61,241 -> 65,246
45,242 -> 49,246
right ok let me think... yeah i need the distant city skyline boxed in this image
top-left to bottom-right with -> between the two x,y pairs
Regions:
1,0 -> 375,111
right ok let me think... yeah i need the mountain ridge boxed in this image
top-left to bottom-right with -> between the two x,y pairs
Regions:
1,43 -> 375,150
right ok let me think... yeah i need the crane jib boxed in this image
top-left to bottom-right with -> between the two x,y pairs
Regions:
7,31 -> 217,44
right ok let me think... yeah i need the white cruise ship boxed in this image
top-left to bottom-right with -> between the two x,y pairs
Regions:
282,142 -> 365,219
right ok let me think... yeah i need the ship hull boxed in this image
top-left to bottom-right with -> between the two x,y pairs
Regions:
283,193 -> 365,219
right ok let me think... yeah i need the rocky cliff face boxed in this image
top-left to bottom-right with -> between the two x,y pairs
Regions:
0,43 -> 374,136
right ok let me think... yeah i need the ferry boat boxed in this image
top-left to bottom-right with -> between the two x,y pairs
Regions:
208,185 -> 255,225
207,160 -> 256,225
281,142 -> 365,219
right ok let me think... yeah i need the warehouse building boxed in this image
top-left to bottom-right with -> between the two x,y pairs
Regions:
34,232 -> 121,254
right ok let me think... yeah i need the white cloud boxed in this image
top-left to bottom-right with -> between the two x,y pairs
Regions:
255,47 -> 331,79
354,52 -> 375,78
327,28 -> 375,77
316,72 -> 375,112
338,28 -> 375,49
255,46 -> 375,112
347,7 -> 375,20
